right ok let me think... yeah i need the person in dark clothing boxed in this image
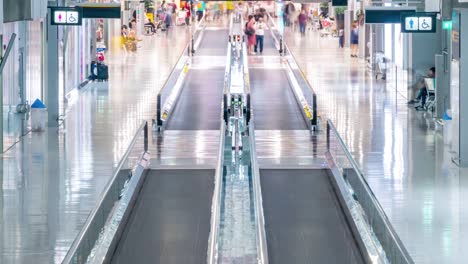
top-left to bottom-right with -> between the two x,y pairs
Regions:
408,67 -> 436,110
298,10 -> 308,35
350,22 -> 359,57
284,1 -> 295,26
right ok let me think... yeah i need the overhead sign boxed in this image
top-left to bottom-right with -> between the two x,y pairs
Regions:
365,7 -> 416,24
401,12 -> 437,33
50,7 -> 83,26
77,3 -> 121,19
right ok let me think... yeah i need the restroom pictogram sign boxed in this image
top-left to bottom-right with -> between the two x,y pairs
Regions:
51,7 -> 83,26
401,12 -> 436,33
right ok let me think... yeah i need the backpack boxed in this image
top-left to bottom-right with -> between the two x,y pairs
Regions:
245,23 -> 254,36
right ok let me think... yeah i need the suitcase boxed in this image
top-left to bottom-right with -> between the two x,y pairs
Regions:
97,63 -> 109,81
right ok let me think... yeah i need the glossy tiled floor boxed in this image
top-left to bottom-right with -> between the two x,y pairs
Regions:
0,27 -> 191,263
284,29 -> 468,263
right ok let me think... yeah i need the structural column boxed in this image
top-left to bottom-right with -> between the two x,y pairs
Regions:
45,2 -> 59,127
458,9 -> 468,166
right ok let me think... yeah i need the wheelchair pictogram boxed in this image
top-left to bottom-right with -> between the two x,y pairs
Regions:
421,19 -> 429,29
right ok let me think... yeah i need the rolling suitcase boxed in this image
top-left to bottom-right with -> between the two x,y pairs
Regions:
97,63 -> 109,81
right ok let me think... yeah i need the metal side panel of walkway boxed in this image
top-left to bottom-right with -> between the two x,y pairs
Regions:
250,68 -> 308,130
260,169 -> 365,264
166,68 -> 225,130
110,169 -> 214,264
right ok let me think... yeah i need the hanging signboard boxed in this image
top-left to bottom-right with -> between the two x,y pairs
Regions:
365,7 -> 416,24
50,7 -> 83,26
401,12 -> 437,33
77,3 -> 121,19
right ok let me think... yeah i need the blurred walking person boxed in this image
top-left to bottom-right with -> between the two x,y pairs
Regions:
245,15 -> 256,55
350,22 -> 359,57
298,10 -> 307,35
254,16 -> 267,54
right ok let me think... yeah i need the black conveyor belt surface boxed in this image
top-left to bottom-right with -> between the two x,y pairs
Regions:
250,68 -> 307,130
166,68 -> 224,130
196,29 -> 229,56
111,170 -> 214,264
260,169 -> 365,264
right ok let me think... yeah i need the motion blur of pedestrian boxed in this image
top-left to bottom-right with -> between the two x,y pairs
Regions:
350,21 -> 359,57
197,1 -> 205,22
283,1 -> 295,27
184,1 -> 191,25
245,15 -> 256,55
298,10 -> 307,35
254,16 -> 267,54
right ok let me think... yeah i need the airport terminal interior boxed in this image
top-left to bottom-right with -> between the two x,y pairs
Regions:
1,0 -> 468,263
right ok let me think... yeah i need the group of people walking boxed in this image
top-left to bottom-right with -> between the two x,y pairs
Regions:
245,15 -> 267,55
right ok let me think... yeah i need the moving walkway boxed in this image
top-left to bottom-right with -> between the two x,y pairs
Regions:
62,15 -> 413,264
62,17 -> 230,264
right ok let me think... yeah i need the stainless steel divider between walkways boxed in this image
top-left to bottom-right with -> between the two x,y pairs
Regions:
223,42 -> 231,124
243,37 -> 252,126
223,14 -> 251,126
62,122 -> 150,264
207,14 -> 234,263
244,24 -> 268,262
326,120 -> 414,264
266,13 -> 319,130
207,122 -> 226,264
248,117 -> 269,264
154,17 -> 206,131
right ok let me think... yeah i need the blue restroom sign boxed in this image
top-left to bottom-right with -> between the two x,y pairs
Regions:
401,12 -> 436,33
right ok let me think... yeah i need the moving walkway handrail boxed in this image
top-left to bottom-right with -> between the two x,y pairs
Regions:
223,14 -> 234,123
266,13 -> 318,127
243,31 -> 267,263
249,120 -> 269,264
326,120 -> 414,264
63,121 -> 149,264
192,13 -> 207,51
156,18 -> 206,128
242,39 -> 251,125
208,19 -> 233,262
265,13 -> 282,51
207,121 -> 226,264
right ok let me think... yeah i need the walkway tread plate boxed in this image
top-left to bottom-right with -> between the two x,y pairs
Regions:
111,169 -> 214,264
260,169 -> 365,264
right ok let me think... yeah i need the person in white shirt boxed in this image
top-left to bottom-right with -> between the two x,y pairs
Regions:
254,16 -> 267,54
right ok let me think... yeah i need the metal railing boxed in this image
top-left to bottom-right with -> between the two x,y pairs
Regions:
206,120 -> 226,264
207,18 -> 232,260
249,120 -> 269,264
243,26 -> 268,262
155,17 -> 206,130
266,13 -> 318,129
242,40 -> 251,126
192,13 -> 206,52
326,120 -> 414,264
62,121 -> 150,264
223,14 -> 235,124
